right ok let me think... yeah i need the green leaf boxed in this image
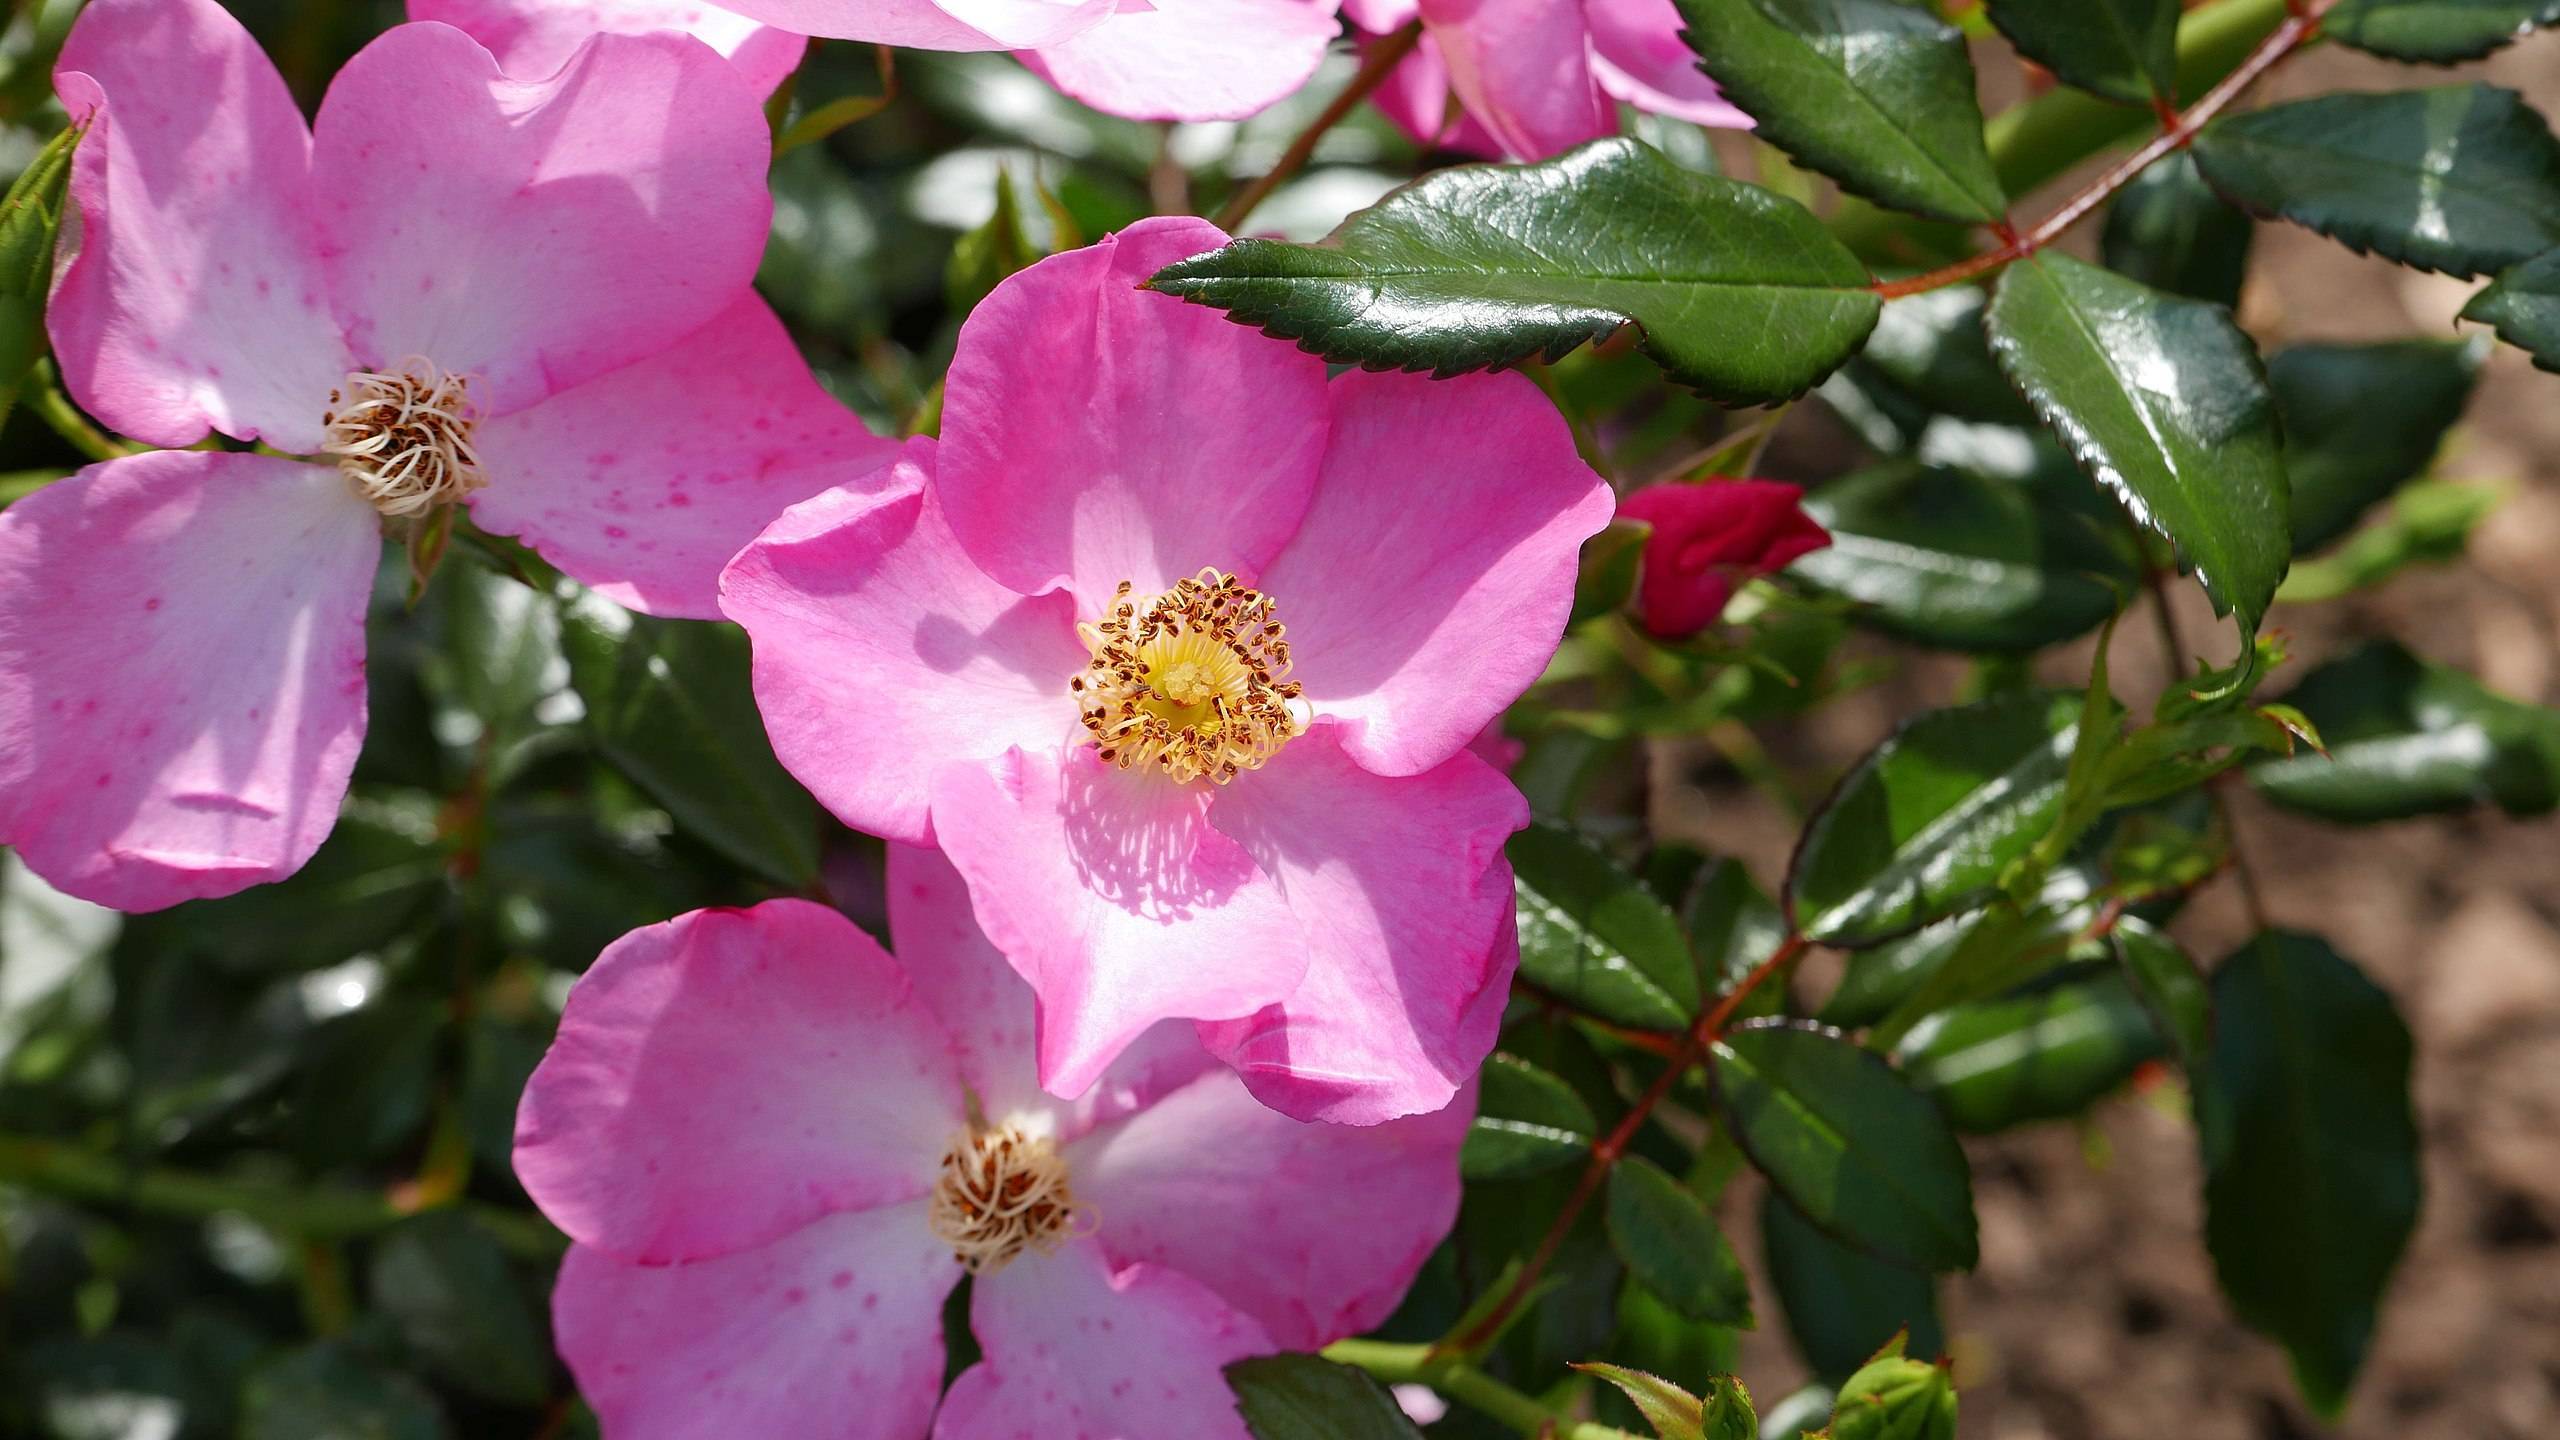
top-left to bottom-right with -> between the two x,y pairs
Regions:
2192,85 -> 2560,278
1711,1023 -> 1978,1272
1985,253 -> 2290,650
1677,0 -> 2007,223
2250,639 -> 2560,819
290,997 -> 440,1169
0,122 -> 80,432
2279,476 -> 2505,602
1464,1053 -> 1599,1181
2328,0 -> 2560,62
1984,0 -> 2178,107
1853,289 -> 2036,425
1575,1365 -> 1756,1440
1762,1190 -> 1945,1380
1605,1155 -> 1755,1326
1603,1285 -> 1745,1432
431,560 -> 565,739
367,1213 -> 550,1406
1787,690 -> 2081,944
1900,970 -> 2166,1131
1827,1337 -> 1957,1440
559,588 -> 821,887
2114,917 -> 2209,1069
2270,339 -> 2485,552
1864,891 -> 2095,1051
1512,821 -> 1699,1028
1147,139 -> 1880,406
2198,932 -> 2420,1418
153,795 -> 448,974
1676,855 -> 1793,1018
1226,1355 -> 1423,1440
2101,152 -> 2254,307
1572,520 -> 1650,625
2462,245 -> 2560,371
1793,462 -> 2137,652
241,1344 -> 449,1440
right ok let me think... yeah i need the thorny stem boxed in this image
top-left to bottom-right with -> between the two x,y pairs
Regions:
1870,0 -> 2338,301
1443,932 -> 1809,1356
1213,22 -> 1422,232
2143,567 -> 2274,931
1326,1340 -> 1641,1440
1513,978 -> 1686,1058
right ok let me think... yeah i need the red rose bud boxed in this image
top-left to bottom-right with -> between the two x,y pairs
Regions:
1617,480 -> 1831,639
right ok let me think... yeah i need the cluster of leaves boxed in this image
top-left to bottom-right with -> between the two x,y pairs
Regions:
2,0 -> 2557,1436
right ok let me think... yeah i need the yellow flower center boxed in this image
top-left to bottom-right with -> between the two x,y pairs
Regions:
1072,568 -> 1304,785
926,1124 -> 1082,1275
321,357 -> 487,519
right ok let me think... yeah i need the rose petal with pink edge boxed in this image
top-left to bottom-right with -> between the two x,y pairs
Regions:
555,1203 -> 956,1440
935,1239 -> 1271,1440
1068,1067 -> 1470,1349
936,216 -> 1328,612
1199,731 -> 1525,1124
1585,0 -> 1751,127
0,452 -> 376,913
50,0 -> 351,451
928,745 -> 1309,1100
1416,0 -> 1612,160
408,0 -> 808,94
309,24 -> 769,417
720,444 -> 1087,846
700,0 -> 1115,49
1021,0 -> 1343,123
888,842 -> 1227,1140
1262,368 -> 1612,778
515,900 -> 964,1264
470,292 -> 898,619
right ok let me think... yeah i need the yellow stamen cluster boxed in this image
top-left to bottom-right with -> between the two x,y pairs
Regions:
1072,568 -> 1303,785
926,1125 -> 1082,1275
321,357 -> 487,519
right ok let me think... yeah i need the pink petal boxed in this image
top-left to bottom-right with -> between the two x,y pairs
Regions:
701,0 -> 1116,49
470,293 -> 898,619
1415,0 -> 1612,160
408,0 -> 809,95
1199,731 -> 1524,1123
309,24 -> 770,417
0,452 -> 376,913
1367,31 -> 1509,159
1023,0 -> 1343,123
1343,0 -> 1418,30
1068,1067 -> 1470,1349
936,1239 -> 1270,1440
928,745 -> 1309,1100
50,0 -> 351,451
1263,369 -> 1612,777
514,900 -> 964,1264
936,217 -> 1328,613
719,444 -> 1087,846
1584,0 -> 1751,128
555,1204 -> 957,1440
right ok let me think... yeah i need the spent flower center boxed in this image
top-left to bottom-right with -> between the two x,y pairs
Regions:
927,1124 -> 1081,1275
322,357 -> 488,519
1072,568 -> 1303,785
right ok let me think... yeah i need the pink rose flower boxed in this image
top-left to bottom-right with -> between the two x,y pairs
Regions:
516,844 -> 1471,1438
1617,479 -> 1831,639
721,216 -> 1613,1123
1357,0 -> 1749,161
409,0 -> 808,93
0,0 -> 894,911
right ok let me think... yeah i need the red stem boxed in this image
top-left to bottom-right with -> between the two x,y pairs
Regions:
1872,0 -> 2337,302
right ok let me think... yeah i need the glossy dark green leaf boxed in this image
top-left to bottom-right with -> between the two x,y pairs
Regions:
2101,153 -> 2254,306
1826,1334 -> 1957,1440
290,997 -> 440,1169
2462,245 -> 2560,371
1656,850 -> 1791,1016
1677,0 -> 2007,223
1605,1155 -> 1755,1326
1512,822 -> 1699,1028
1787,690 -> 2080,944
2198,932 -> 2420,1418
0,122 -> 79,432
1762,1190 -> 1945,1380
153,796 -> 447,975
1985,253 -> 2290,645
2250,639 -> 2560,819
1901,970 -> 2165,1131
1577,1365 -> 1755,1440
1864,892 -> 2097,1051
1793,462 -> 2137,652
241,1344 -> 449,1440
1148,139 -> 1880,406
367,1213 -> 549,1406
1464,1053 -> 1599,1181
1602,1285 -> 1746,1434
2192,85 -> 2560,278
560,589 -> 820,887
2270,339 -> 2484,552
1854,289 -> 2036,425
2328,0 -> 2560,62
430,560 -> 565,740
1226,1355 -> 1423,1440
1984,0 -> 2178,106
2114,917 -> 2209,1069
1711,1023 -> 1978,1271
